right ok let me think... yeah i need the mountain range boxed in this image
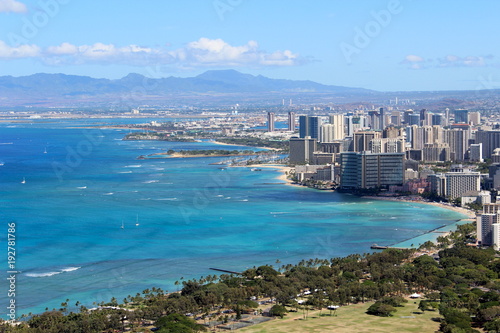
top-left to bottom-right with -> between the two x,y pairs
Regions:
0,70 -> 375,108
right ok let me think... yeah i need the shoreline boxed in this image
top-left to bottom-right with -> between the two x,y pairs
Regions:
361,195 -> 475,249
361,195 -> 476,219
213,140 -> 281,151
230,164 -> 295,186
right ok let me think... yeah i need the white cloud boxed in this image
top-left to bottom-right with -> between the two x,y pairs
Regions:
401,54 -> 494,69
438,55 -> 488,67
0,0 -> 27,13
0,38 -> 306,68
404,55 -> 424,63
171,38 -> 302,67
0,40 -> 39,58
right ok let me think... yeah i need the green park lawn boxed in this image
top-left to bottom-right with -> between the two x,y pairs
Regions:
238,299 -> 441,333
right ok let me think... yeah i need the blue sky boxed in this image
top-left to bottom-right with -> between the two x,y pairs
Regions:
0,0 -> 499,91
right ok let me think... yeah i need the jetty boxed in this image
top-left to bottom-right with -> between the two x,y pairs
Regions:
209,268 -> 243,275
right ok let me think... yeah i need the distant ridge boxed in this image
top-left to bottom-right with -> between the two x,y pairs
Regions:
0,70 -> 374,108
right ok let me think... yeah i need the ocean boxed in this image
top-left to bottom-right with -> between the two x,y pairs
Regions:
0,118 -> 467,318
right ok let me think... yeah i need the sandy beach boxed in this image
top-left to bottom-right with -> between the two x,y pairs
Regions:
362,195 -> 476,219
231,164 -> 295,185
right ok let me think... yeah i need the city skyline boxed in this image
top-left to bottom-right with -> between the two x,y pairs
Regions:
0,0 -> 499,92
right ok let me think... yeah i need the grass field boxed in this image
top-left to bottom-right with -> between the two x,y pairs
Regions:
238,299 -> 441,333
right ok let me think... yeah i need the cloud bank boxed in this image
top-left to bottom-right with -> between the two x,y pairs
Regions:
0,38 -> 306,68
0,0 -> 27,13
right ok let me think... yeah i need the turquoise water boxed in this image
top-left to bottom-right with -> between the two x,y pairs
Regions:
0,119 -> 467,318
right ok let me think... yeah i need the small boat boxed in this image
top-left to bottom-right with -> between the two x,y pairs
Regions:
21,177 -> 26,184
250,168 -> 262,171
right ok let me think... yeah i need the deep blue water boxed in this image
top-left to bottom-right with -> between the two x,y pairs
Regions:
0,119 -> 466,318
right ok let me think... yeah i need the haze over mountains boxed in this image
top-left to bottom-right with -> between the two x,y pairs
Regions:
0,70 -> 497,109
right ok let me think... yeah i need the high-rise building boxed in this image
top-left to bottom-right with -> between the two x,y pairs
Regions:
390,111 -> 401,126
469,143 -> 483,162
339,152 -> 405,189
289,137 -> 317,164
370,138 -> 405,153
299,115 -> 321,140
379,107 -> 386,130
267,112 -> 275,132
454,109 -> 469,124
408,114 -> 421,126
329,114 -> 345,140
403,110 -> 414,124
353,131 -> 381,152
299,115 -> 309,138
320,124 -> 335,143
477,213 -> 498,246
309,116 -> 321,140
422,143 -> 450,162
428,167 -> 481,199
444,129 -> 470,162
432,114 -> 443,126
288,111 -> 296,132
475,130 -> 500,159
469,111 -> 480,126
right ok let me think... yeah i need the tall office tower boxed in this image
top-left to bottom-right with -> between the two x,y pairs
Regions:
289,137 -> 317,164
454,109 -> 469,124
308,116 -> 322,140
339,152 -> 405,189
408,114 -> 421,126
469,111 -> 481,126
379,107 -> 386,130
420,109 -> 428,124
299,115 -> 309,138
353,131 -> 381,152
403,110 -> 414,124
475,130 -> 500,159
320,124 -> 335,143
445,129 -> 468,162
391,111 -> 401,126
267,112 -> 275,132
329,114 -> 345,140
432,114 -> 443,126
368,110 -> 380,130
469,143 -> 483,162
288,111 -> 296,131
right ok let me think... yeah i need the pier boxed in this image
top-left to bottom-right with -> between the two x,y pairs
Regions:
209,268 -> 243,275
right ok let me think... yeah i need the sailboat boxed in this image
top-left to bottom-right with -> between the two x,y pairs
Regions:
43,147 -> 47,154
135,214 -> 140,226
21,177 -> 26,184
121,221 -> 124,229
